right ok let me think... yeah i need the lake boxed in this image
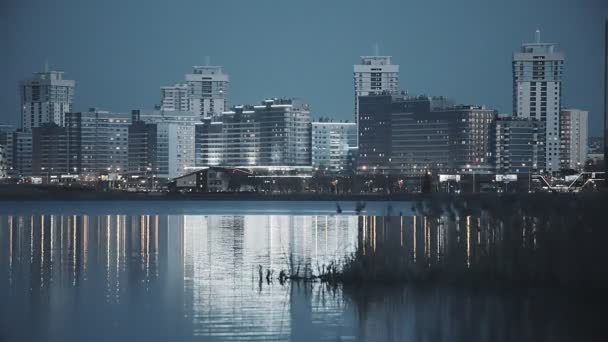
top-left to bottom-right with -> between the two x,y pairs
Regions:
0,200 -> 605,341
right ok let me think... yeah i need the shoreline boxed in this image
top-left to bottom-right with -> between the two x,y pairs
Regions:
0,184 -> 602,202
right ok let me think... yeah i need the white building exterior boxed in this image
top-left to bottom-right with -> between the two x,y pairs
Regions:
513,31 -> 564,174
140,110 -> 196,179
311,121 -> 357,174
185,66 -> 229,120
20,70 -> 75,130
560,108 -> 588,171
195,99 -> 311,168
353,56 -> 399,123
160,83 -> 190,112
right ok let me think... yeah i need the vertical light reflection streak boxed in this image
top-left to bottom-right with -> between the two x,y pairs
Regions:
155,215 -> 159,278
314,216 -> 318,259
466,215 -> 471,268
146,216 -> 150,282
116,215 -> 121,300
372,216 -> 376,253
325,216 -> 328,255
30,216 -> 33,265
106,215 -> 111,298
437,218 -> 440,261
73,215 -> 77,286
9,216 -> 13,284
400,216 -> 403,247
50,215 -> 54,283
83,216 -> 88,278
362,216 -> 366,255
413,216 -> 417,263
41,215 -> 45,288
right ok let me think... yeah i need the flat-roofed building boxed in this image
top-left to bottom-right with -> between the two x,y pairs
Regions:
32,123 -> 72,176
195,98 -> 311,168
559,108 -> 588,171
495,117 -> 546,174
311,120 -> 357,174
66,108 -> 131,176
139,110 -> 196,178
358,94 -> 496,176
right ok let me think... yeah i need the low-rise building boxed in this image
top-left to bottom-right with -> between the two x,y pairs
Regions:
169,167 -> 251,192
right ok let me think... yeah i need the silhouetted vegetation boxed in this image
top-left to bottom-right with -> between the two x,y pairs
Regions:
279,193 -> 608,290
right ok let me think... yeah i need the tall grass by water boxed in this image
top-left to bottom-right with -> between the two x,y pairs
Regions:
278,193 -> 608,290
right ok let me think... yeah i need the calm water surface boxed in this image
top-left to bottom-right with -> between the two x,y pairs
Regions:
0,201 -> 604,341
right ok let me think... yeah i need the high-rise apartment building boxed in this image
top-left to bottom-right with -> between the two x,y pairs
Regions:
66,109 -> 131,176
495,117 -> 546,174
354,56 -> 399,135
311,121 -> 357,174
185,66 -> 229,120
140,110 -> 196,178
32,124 -> 72,176
127,110 -> 158,176
513,31 -> 564,174
20,70 -> 75,130
559,109 -> 588,171
4,130 -> 32,177
160,83 -> 190,112
357,94 -> 495,176
195,99 -> 311,168
0,125 -> 13,178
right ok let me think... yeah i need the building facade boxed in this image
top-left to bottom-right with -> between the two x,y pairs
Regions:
495,117 -> 546,174
195,99 -> 311,168
358,94 -> 495,176
513,31 -> 564,173
0,125 -> 13,178
160,83 -> 190,112
311,121 -> 357,174
127,110 -> 158,176
4,130 -> 33,177
140,110 -> 196,179
32,124 -> 72,176
559,109 -> 588,171
20,70 -> 75,130
185,66 -> 229,120
354,56 -> 400,119
66,109 -> 131,176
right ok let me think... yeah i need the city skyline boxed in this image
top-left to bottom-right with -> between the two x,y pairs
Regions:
1,0 -> 607,135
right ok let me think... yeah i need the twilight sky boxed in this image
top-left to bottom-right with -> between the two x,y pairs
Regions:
1,0 -> 607,135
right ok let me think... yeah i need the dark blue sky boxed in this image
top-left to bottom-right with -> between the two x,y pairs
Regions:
1,0 -> 607,135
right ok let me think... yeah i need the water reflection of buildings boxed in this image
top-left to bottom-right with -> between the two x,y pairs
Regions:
357,215 -> 488,269
0,213 -> 364,339
0,215 -> 165,298
180,214 -> 358,338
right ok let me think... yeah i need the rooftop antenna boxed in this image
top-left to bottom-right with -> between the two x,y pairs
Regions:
205,56 -> 210,66
535,29 -> 541,43
44,59 -> 49,72
374,43 -> 380,56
